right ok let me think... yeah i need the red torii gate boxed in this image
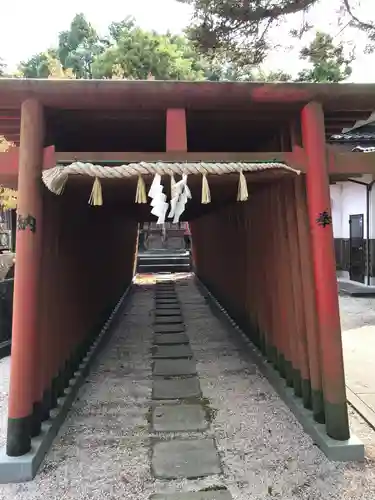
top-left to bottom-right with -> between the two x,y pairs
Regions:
0,79 -> 374,480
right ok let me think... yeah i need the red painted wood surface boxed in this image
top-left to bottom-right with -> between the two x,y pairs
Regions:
166,109 -> 187,152
301,101 -> 349,440
8,99 -> 44,421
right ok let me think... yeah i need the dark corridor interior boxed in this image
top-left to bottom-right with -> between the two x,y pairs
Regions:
38,169 -> 318,422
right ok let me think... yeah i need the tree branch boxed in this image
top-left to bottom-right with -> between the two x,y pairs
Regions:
342,0 -> 375,32
182,0 -> 320,23
241,0 -> 319,22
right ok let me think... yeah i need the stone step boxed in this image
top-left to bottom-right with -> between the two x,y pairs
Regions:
153,333 -> 190,345
155,303 -> 181,310
154,324 -> 185,334
152,344 -> 193,359
156,299 -> 180,305
152,377 -> 201,399
153,359 -> 196,376
150,491 -> 232,500
154,316 -> 184,325
151,438 -> 221,479
151,404 -> 208,432
155,309 -> 182,317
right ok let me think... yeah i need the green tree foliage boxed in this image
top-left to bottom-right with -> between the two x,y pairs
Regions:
178,0 -> 375,66
201,60 -> 290,81
57,13 -> 107,78
18,51 -> 55,78
18,14 -> 209,81
15,13 -> 353,84
296,31 -> 354,82
18,14 -> 105,79
91,17 -> 207,80
0,58 -> 5,77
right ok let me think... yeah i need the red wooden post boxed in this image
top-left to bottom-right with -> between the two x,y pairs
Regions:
7,99 -> 44,456
301,101 -> 349,440
266,186 -> 282,371
263,189 -> 277,364
294,175 -> 325,423
238,204 -> 248,329
283,179 -> 311,406
258,191 -> 271,358
269,183 -> 288,378
251,192 -> 263,348
243,205 -> 253,341
274,182 -> 297,388
249,195 -> 260,346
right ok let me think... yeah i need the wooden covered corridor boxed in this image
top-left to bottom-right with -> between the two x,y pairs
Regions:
0,79 -> 374,480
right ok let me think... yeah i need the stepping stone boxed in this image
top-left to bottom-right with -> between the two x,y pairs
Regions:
156,303 -> 180,309
154,324 -> 185,334
154,333 -> 189,345
150,491 -> 232,500
153,359 -> 196,376
153,377 -> 201,399
152,404 -> 208,432
152,344 -> 193,359
155,316 -> 183,325
155,309 -> 182,316
151,438 -> 221,479
155,303 -> 180,310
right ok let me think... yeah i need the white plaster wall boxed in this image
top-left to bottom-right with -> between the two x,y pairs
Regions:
330,184 -> 343,238
340,181 -> 367,238
330,175 -> 375,284
330,175 -> 372,239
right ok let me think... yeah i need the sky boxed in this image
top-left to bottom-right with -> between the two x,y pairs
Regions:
1,0 -> 375,82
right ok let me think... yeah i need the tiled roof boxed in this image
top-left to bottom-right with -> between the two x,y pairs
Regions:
329,133 -> 375,142
351,146 -> 375,153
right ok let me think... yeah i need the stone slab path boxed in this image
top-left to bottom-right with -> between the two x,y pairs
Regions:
152,438 -> 221,479
2,277 -> 375,499
152,377 -> 202,400
150,280 -> 228,497
152,344 -> 193,359
150,493 -> 232,500
152,404 -> 208,432
154,333 -> 190,345
153,359 -> 197,377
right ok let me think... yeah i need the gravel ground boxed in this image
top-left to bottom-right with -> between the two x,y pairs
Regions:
339,294 -> 375,331
0,356 -> 10,450
0,281 -> 374,498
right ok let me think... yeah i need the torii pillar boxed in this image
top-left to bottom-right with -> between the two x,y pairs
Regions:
301,101 -> 349,441
6,99 -> 44,456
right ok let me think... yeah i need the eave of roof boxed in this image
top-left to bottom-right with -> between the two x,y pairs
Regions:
1,79 -> 375,145
1,79 -> 375,111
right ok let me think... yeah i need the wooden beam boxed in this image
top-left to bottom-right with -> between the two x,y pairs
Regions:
0,145 -> 55,179
326,146 -> 375,175
2,145 -> 372,178
0,125 -> 21,133
54,151 -> 308,172
0,147 -> 19,177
